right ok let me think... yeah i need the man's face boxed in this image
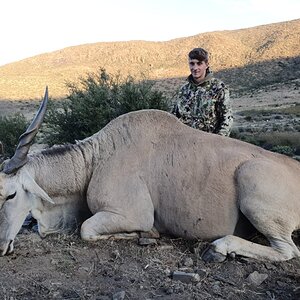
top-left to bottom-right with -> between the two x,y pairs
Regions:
188,58 -> 209,83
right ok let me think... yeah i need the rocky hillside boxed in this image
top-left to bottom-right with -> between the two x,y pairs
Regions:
0,18 -> 299,100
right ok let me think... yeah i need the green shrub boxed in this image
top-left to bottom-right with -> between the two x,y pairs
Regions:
256,132 -> 300,150
43,69 -> 169,145
0,113 -> 28,158
271,145 -> 295,156
232,130 -> 300,157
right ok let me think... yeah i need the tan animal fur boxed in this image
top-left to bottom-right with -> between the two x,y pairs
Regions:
0,108 -> 300,262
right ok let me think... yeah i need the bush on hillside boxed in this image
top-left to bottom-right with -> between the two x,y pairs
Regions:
231,130 -> 300,157
0,113 -> 28,158
270,145 -> 296,156
43,69 -> 169,145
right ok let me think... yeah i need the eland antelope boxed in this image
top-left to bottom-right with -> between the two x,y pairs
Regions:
0,88 -> 300,262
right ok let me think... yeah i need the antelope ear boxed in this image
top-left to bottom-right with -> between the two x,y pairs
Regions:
20,170 -> 55,204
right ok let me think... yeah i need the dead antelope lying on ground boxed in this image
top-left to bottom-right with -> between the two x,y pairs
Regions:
0,88 -> 300,262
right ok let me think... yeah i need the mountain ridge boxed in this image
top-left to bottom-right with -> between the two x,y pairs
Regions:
0,18 -> 299,100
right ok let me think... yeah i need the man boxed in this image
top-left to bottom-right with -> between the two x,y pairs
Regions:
171,48 -> 233,136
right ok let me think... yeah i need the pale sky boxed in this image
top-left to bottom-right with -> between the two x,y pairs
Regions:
1,0 -> 299,66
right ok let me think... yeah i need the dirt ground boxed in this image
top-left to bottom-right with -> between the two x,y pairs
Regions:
1,228 -> 300,300
0,80 -> 300,300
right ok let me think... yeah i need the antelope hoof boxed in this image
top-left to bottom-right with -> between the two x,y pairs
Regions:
201,246 -> 227,263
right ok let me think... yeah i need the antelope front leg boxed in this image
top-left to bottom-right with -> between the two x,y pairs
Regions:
80,211 -> 142,241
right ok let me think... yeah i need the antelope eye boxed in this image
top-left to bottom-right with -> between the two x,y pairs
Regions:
6,191 -> 17,201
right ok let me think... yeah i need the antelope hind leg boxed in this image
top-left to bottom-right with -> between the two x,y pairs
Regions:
202,234 -> 300,262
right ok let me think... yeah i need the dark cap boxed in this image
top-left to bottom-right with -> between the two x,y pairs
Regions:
188,48 -> 209,62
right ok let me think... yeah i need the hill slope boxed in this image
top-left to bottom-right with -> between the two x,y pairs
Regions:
0,19 -> 299,100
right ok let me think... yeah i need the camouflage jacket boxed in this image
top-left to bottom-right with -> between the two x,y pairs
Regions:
171,73 -> 233,136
